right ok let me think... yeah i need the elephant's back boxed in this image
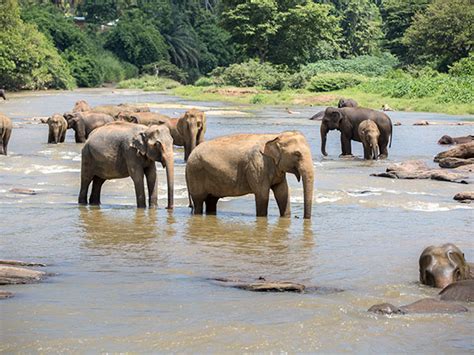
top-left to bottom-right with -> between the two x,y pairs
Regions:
0,113 -> 12,130
85,122 -> 146,152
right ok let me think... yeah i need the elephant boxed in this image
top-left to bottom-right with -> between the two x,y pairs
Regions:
419,243 -> 472,289
186,131 -> 314,219
72,100 -> 91,113
320,107 -> 393,158
64,112 -> 114,143
369,244 -> 474,315
79,122 -> 174,209
117,111 -> 170,126
0,113 -> 12,155
47,114 -> 67,144
338,98 -> 358,108
165,109 -> 206,161
71,100 -> 150,117
358,120 -> 380,160
438,135 -> 474,145
0,89 -> 6,100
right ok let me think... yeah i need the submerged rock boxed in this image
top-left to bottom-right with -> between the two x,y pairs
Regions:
0,260 -> 46,267
0,266 -> 47,285
9,188 -> 37,195
453,191 -> 474,202
0,291 -> 14,299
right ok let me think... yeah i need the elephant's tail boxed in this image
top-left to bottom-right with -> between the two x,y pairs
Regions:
185,169 -> 193,210
389,123 -> 393,148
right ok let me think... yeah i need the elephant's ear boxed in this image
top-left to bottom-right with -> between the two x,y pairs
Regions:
131,132 -> 147,156
447,250 -> 468,279
262,137 -> 281,165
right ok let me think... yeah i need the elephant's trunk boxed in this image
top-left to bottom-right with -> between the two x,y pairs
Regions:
53,127 -> 60,144
186,126 -> 198,161
165,152 -> 174,209
320,122 -> 329,156
300,164 -> 314,219
372,143 -> 379,160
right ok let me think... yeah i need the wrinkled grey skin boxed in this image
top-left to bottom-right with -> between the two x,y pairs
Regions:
0,113 -> 12,155
438,135 -> 474,145
79,122 -> 174,209
320,107 -> 393,158
358,120 -> 380,160
186,131 -> 314,219
337,98 -> 358,108
0,89 -> 6,100
64,112 -> 114,143
47,114 -> 67,144
368,244 -> 473,315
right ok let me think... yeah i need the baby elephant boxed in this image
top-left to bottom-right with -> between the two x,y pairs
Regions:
47,114 -> 67,144
358,120 -> 380,160
0,113 -> 12,155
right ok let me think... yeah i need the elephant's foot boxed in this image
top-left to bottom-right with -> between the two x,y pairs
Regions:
378,154 -> 388,159
339,153 -> 354,158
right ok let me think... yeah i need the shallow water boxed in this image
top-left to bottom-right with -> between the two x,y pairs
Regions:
1,89 -> 473,352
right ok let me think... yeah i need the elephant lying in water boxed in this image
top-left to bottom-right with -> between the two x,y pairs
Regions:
79,122 -> 174,208
369,244 -> 474,315
0,113 -> 12,155
438,135 -> 474,145
186,131 -> 314,219
47,114 -> 67,144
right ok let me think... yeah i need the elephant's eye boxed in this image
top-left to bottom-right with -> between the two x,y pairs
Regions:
293,151 -> 302,158
454,268 -> 461,280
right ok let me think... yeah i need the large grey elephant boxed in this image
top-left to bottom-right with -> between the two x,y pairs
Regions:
320,107 -> 393,158
79,122 -> 174,208
64,112 -> 114,143
358,120 -> 380,160
0,113 -> 12,155
72,100 -> 150,117
186,131 -> 314,219
117,111 -> 170,126
47,114 -> 67,144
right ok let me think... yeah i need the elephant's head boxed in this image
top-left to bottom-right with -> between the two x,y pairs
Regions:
438,135 -> 454,145
263,131 -> 314,219
63,112 -> 77,128
131,125 -> 174,209
419,244 -> 471,289
338,98 -> 357,108
47,114 -> 65,144
177,109 -> 206,160
117,111 -> 138,123
73,100 -> 91,113
320,107 -> 343,156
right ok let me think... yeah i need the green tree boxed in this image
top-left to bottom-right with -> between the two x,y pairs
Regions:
0,0 -> 74,90
339,0 -> 383,56
380,0 -> 431,59
403,0 -> 474,71
269,2 -> 341,66
221,0 -> 280,63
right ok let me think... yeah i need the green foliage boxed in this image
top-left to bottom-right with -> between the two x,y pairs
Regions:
105,10 -> 169,69
403,0 -> 474,71
194,77 -> 214,87
379,0 -> 431,59
210,59 -> 288,90
63,50 -> 103,87
360,70 -> 473,103
117,75 -> 181,91
96,51 -> 138,83
142,61 -> 188,84
307,73 -> 368,92
0,0 -> 75,90
449,53 -> 474,77
300,54 -> 399,78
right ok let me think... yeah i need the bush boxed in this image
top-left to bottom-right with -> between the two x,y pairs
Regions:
63,50 -> 103,87
210,59 -> 288,90
307,73 -> 368,92
141,60 -> 188,83
300,54 -> 399,79
117,75 -> 181,91
96,51 -> 138,83
449,54 -> 474,77
194,77 -> 214,87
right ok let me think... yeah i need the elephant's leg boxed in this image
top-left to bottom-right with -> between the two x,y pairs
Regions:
205,195 -> 219,215
60,129 -> 66,143
378,135 -> 389,158
145,166 -> 158,208
192,196 -> 204,215
48,129 -> 54,144
340,134 -> 353,156
184,143 -> 191,161
272,180 -> 290,217
255,190 -> 270,217
89,176 -> 106,205
130,168 -> 146,208
79,172 -> 93,205
3,130 -> 11,155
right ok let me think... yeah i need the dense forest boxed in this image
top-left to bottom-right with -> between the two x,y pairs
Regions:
0,0 -> 472,94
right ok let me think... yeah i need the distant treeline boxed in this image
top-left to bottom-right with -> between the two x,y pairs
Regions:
0,0 -> 472,90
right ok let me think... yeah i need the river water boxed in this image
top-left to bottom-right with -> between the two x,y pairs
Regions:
1,89 -> 473,352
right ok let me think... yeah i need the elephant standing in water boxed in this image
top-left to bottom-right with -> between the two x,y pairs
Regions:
72,100 -> 150,117
64,112 -> 114,143
117,111 -> 170,126
0,113 -> 12,155
358,120 -> 380,160
320,107 -> 393,158
79,122 -> 174,208
186,131 -> 314,219
337,98 -> 358,108
47,114 -> 67,144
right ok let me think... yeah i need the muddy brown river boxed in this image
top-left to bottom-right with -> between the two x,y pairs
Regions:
1,89 -> 473,352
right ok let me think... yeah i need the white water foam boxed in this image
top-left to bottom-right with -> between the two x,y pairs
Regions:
24,165 -> 80,174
